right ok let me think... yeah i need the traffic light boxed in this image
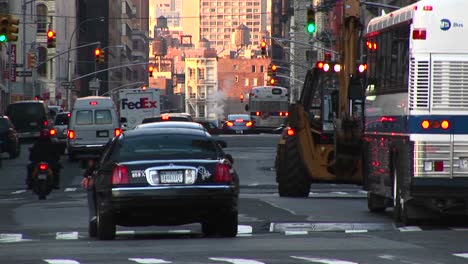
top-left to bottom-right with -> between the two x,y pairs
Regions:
306,6 -> 316,34
141,85 -> 148,90
269,77 -> 278,86
94,48 -> 102,63
260,40 -> 267,56
240,94 -> 244,103
7,15 -> 19,42
27,52 -> 37,68
98,50 -> 105,63
271,64 -> 277,76
0,15 -> 8,43
148,65 -> 155,77
47,29 -> 56,48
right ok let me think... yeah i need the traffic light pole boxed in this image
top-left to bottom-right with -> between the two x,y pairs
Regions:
22,0 -> 37,99
71,61 -> 149,82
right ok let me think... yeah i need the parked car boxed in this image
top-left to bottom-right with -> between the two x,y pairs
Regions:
221,114 -> 256,134
141,113 -> 193,124
51,111 -> 70,154
0,116 -> 20,159
89,127 -> 238,240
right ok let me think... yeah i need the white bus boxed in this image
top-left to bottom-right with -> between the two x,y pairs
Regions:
363,0 -> 468,224
245,86 -> 289,132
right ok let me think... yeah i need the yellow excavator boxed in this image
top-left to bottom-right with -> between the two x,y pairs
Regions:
275,0 -> 364,197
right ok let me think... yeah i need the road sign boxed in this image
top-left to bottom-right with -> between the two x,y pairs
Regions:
61,81 -> 72,87
89,78 -> 100,90
16,70 -> 32,77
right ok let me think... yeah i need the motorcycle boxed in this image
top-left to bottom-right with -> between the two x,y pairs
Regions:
31,162 -> 55,200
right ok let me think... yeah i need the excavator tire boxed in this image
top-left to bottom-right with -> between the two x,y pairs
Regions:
277,135 -> 311,197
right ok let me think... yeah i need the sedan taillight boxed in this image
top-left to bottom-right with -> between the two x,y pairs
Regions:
214,163 -> 233,183
112,165 -> 129,184
245,121 -> 253,127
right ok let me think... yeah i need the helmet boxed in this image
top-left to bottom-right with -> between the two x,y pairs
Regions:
39,129 -> 50,139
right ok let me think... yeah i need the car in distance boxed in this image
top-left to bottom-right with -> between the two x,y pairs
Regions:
5,100 -> 54,141
89,127 -> 239,240
51,111 -> 70,154
141,113 -> 193,124
221,114 -> 256,134
196,120 -> 222,135
0,116 -> 20,159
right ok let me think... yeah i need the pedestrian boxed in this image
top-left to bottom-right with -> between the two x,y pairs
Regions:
81,158 -> 98,224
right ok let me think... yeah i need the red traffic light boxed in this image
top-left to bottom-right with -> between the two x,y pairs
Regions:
47,30 -> 55,39
260,41 -> 267,48
94,48 -> 102,57
148,65 -> 154,72
271,64 -> 278,71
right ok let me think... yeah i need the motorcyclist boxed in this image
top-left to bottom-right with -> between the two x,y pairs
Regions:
26,129 -> 61,189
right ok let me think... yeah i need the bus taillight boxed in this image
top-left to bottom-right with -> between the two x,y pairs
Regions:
285,112 -> 289,116
279,112 -> 284,116
421,120 -> 430,129
255,111 -> 261,116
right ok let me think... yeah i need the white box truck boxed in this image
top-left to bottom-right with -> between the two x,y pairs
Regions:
118,88 -> 161,130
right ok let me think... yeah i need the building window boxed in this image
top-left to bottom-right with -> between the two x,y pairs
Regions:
198,68 -> 205,79
245,78 -> 249,86
251,65 -> 256,72
260,65 -> 264,72
253,78 -> 258,86
36,4 -> 48,33
189,68 -> 195,79
235,76 -> 239,82
233,65 -> 238,70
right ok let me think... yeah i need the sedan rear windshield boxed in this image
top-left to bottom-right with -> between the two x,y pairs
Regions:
112,134 -> 220,161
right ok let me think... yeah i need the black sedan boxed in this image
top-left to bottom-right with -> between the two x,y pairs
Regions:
0,116 -> 20,159
89,128 -> 239,240
221,114 -> 256,134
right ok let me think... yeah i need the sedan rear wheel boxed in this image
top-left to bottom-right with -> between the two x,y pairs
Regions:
218,210 -> 238,237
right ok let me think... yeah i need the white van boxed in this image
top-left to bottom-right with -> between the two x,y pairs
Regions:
67,96 -> 121,161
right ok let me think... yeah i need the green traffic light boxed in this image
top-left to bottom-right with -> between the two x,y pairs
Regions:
0,34 -> 6,42
307,23 -> 316,34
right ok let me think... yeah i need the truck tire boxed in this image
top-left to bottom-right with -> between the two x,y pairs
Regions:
277,136 -> 311,197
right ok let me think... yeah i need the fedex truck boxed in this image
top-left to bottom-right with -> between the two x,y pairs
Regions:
118,88 -> 161,130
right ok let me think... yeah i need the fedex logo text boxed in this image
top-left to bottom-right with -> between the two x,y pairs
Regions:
121,98 -> 158,109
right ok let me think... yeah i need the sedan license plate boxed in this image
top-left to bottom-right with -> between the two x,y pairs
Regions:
38,174 -> 47,180
236,130 -> 243,134
29,122 -> 37,126
160,171 -> 184,184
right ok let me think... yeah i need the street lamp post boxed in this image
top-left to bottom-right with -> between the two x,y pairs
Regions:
66,16 -> 104,110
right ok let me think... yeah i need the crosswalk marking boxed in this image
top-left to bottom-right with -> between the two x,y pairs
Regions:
129,258 -> 172,263
56,232 -> 79,240
454,253 -> 468,259
44,260 -> 80,264
291,256 -> 358,264
210,258 -> 264,264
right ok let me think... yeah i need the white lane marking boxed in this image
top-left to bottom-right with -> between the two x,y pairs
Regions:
167,229 -> 191,234
117,230 -> 136,235
0,233 -> 29,243
291,256 -> 358,264
44,260 -> 80,264
330,191 -> 348,195
56,232 -> 79,240
454,253 -> 468,259
64,188 -> 77,192
345,230 -> 368,233
129,258 -> 172,263
238,225 -> 253,234
285,230 -> 308,235
11,190 -> 26,194
209,258 -> 265,264
398,226 -> 422,232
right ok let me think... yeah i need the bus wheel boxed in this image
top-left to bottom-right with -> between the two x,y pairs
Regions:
277,136 -> 310,197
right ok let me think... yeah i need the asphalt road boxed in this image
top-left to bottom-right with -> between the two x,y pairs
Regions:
0,134 -> 467,264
